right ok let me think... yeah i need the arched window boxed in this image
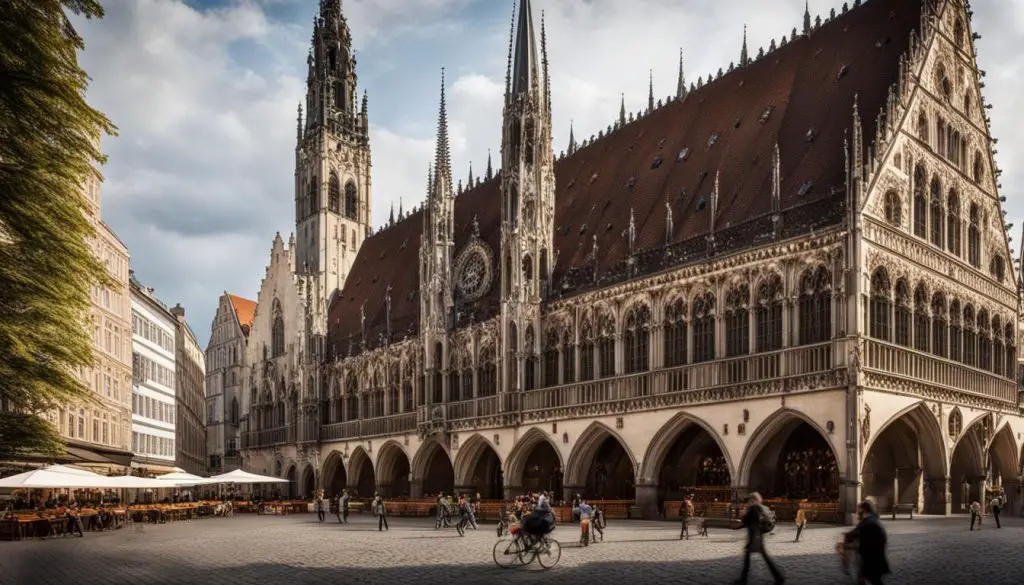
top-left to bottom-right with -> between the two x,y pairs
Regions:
992,316 -> 1005,377
948,408 -> 963,439
579,318 -> 595,381
388,364 -> 400,414
756,274 -> 783,352
930,293 -> 947,358
978,310 -> 991,370
917,112 -> 929,143
883,191 -> 901,226
271,299 -> 285,357
929,178 -> 943,247
954,19 -> 965,48
624,304 -> 651,374
663,297 -> 688,368
949,299 -> 962,362
968,203 -> 981,267
543,329 -> 560,387
692,293 -> 716,363
478,345 -> 497,396
894,279 -> 911,347
963,305 -> 976,366
990,255 -> 1005,283
344,181 -> 358,219
936,65 -> 952,102
1004,323 -> 1016,379
913,284 -> 930,352
947,191 -> 961,256
869,269 -> 891,341
725,285 -> 750,358
433,342 -> 444,403
913,166 -> 927,238
963,92 -> 972,117
597,312 -> 615,378
560,329 -> 575,384
230,397 -> 239,425
308,177 -> 318,217
799,266 -> 832,345
328,173 -> 340,214
973,151 -> 984,183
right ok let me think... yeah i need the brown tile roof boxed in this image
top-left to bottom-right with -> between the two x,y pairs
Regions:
227,294 -> 257,335
329,0 -> 922,358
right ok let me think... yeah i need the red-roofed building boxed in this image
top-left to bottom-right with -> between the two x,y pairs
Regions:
205,292 -> 256,474
239,0 -> 1024,519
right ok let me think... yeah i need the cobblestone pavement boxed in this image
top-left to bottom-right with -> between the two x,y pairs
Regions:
1,513 -> 1021,585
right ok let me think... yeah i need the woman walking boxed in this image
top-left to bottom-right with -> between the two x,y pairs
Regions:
373,493 -> 389,531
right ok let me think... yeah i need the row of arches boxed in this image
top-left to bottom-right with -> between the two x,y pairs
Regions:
869,267 -> 1016,379
296,173 -> 359,220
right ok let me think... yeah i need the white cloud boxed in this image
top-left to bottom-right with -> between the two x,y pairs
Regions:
75,0 -> 1024,348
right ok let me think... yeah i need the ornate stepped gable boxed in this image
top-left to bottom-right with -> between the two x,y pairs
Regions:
327,0 -> 923,358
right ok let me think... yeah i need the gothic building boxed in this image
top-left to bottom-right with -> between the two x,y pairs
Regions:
239,0 -> 1024,521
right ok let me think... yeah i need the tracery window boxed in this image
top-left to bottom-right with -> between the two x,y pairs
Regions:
917,112 -> 929,143
992,316 -> 1005,378
1004,323 -> 1016,379
929,178 -> 943,247
978,310 -> 991,370
461,368 -> 473,401
756,275 -> 783,353
579,319 -> 595,382
345,181 -> 358,220
913,284 -> 930,353
931,293 -> 947,358
948,408 -> 963,439
954,19 -> 965,48
799,266 -> 832,345
271,299 -> 285,357
597,313 -> 616,378
524,326 -> 538,391
543,330 -> 560,387
478,345 -> 497,397
963,305 -> 976,366
883,191 -> 901,226
968,204 -> 981,267
869,269 -> 891,341
663,298 -> 688,367
973,152 -> 984,184
947,191 -> 961,256
308,177 -> 318,217
913,166 -> 927,238
949,299 -> 962,362
725,285 -> 749,358
692,293 -> 716,363
328,172 -> 340,214
561,331 -> 575,384
624,303 -> 651,374
894,280 -> 911,347
991,255 -> 1006,283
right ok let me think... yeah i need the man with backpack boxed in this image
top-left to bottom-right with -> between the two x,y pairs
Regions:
733,492 -> 785,585
989,492 -> 1003,529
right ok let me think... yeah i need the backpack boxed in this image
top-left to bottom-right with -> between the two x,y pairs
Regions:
757,505 -> 776,534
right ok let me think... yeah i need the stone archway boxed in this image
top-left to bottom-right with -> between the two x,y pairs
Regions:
375,441 -> 411,498
300,465 -> 315,499
285,465 -> 297,499
861,403 -> 948,514
740,411 -> 839,503
412,439 -> 454,497
453,434 -> 504,500
564,422 -> 637,500
949,415 -> 996,510
321,450 -> 348,498
987,423 -> 1019,513
639,413 -> 733,517
505,428 -> 563,498
348,447 -> 376,497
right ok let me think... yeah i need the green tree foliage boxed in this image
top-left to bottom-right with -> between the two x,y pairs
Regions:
0,0 -> 116,461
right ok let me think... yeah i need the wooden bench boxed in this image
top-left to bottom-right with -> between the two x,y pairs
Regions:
891,503 -> 915,520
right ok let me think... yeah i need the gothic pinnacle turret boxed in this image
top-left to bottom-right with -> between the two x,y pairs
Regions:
803,1 -> 812,36
648,70 -> 655,113
740,24 -> 749,66
510,0 -> 540,99
434,68 -> 452,190
486,150 -> 494,180
619,93 -> 626,126
568,120 -> 577,155
676,49 -> 687,101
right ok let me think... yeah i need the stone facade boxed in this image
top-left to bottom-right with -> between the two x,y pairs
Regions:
172,305 -> 207,476
205,294 -> 253,474
239,0 -> 1024,522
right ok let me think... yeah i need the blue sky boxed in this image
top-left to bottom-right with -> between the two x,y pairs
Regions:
74,0 -> 1024,349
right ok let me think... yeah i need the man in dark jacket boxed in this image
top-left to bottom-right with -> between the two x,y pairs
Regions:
339,490 -> 350,524
733,492 -> 784,585
843,499 -> 890,585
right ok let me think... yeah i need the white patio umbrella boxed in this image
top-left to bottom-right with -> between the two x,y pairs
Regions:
154,471 -> 211,486
0,464 -> 113,488
205,469 -> 289,484
104,475 -> 190,489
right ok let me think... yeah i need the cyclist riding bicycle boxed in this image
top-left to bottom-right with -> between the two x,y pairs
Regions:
521,494 -> 556,540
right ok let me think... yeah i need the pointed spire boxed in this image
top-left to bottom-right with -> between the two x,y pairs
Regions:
361,90 -> 368,119
567,120 -> 577,155
468,162 -> 474,188
676,49 -> 688,101
740,24 -> 749,66
510,0 -> 539,98
389,202 -> 395,225
504,1 -> 516,99
541,9 -> 551,113
296,103 -> 303,143
426,164 -> 434,199
434,68 -> 452,188
803,1 -> 812,36
398,197 -> 404,219
486,150 -> 494,180
647,70 -> 655,113
619,93 -> 626,127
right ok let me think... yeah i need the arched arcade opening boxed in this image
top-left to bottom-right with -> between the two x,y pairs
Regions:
454,435 -> 504,500
640,414 -> 733,517
743,415 -> 839,506
348,448 -> 376,497
321,451 -> 348,498
376,442 -> 411,498
564,423 -> 636,500
505,429 -> 564,499
861,404 -> 947,514
415,439 -> 454,497
300,465 -> 315,499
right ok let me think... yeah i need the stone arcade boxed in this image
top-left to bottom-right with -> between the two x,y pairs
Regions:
239,0 -> 1024,522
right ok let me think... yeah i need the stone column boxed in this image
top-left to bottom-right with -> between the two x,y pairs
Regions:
410,480 -> 424,498
635,483 -> 659,520
563,485 -> 584,505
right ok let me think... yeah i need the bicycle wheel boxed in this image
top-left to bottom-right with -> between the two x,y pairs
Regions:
536,537 -> 562,569
493,537 -> 525,569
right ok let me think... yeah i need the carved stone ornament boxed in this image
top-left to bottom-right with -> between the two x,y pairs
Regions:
454,239 -> 494,301
860,404 -> 871,448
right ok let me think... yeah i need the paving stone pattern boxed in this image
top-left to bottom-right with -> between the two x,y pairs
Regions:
1,513 -> 1020,585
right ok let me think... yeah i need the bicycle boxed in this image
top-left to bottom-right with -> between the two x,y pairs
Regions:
492,529 -> 562,569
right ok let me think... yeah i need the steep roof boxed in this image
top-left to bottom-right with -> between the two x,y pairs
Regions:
328,0 -> 922,358
227,294 -> 257,335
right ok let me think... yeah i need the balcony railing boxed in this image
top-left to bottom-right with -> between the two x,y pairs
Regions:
863,339 -> 1018,404
319,412 -> 417,442
240,425 -> 294,450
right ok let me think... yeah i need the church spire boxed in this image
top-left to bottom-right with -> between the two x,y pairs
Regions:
434,68 -> 452,190
541,9 -> 551,114
619,93 -> 626,127
568,120 -> 577,155
486,150 -> 494,180
296,103 -> 303,143
510,0 -> 539,99
504,1 -> 516,99
676,49 -> 687,101
803,1 -> 812,36
740,24 -> 749,66
648,69 -> 655,113
468,162 -> 474,188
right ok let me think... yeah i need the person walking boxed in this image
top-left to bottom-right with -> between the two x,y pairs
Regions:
591,504 -> 605,543
842,499 -> 890,585
794,508 -> 807,542
969,500 -> 982,531
373,493 -> 389,531
989,493 -> 1002,529
435,492 -> 448,529
455,495 -> 472,536
732,492 -> 785,585
314,492 -> 325,523
340,490 -> 350,524
679,496 -> 694,540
